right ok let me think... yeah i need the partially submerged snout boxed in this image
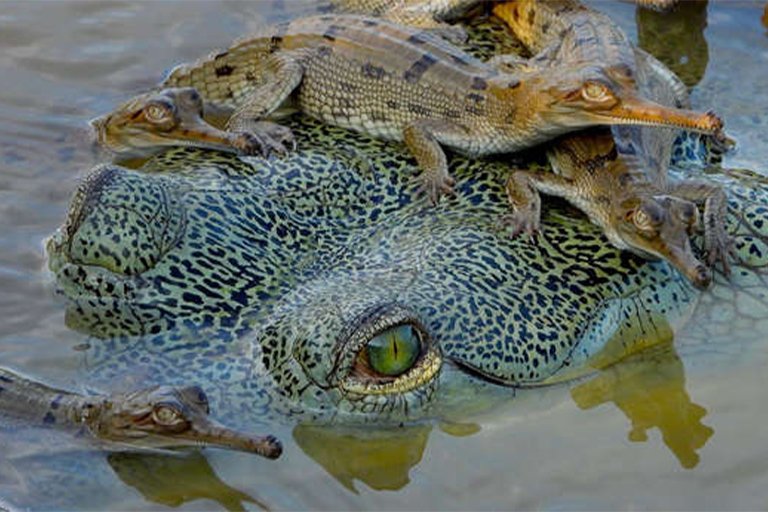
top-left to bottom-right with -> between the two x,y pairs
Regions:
89,385 -> 282,459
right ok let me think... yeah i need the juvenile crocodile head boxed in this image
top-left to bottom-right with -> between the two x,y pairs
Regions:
85,385 -> 282,458
91,87 -> 239,155
614,195 -> 711,289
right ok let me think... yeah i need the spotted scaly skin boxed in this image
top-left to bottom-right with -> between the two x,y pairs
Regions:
96,13 -> 722,204
46,18 -> 768,428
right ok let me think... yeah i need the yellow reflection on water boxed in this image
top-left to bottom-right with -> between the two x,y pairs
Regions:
572,342 -> 713,469
107,451 -> 268,511
292,424 -> 431,492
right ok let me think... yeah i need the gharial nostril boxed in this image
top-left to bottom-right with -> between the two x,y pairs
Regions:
693,265 -> 712,290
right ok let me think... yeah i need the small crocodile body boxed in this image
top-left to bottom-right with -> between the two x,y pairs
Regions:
494,0 -> 731,288
95,13 -> 721,203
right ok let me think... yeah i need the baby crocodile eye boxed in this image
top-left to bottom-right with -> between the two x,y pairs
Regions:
581,81 -> 610,101
365,324 -> 421,377
144,103 -> 173,123
152,404 -> 182,425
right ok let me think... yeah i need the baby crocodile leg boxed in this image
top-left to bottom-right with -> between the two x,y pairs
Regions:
225,53 -> 304,155
501,169 -> 574,238
403,119 -> 471,204
668,180 -> 734,275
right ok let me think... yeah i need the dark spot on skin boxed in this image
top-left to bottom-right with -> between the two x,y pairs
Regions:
527,8 -> 535,25
449,54 -> 471,67
386,100 -> 399,110
245,71 -> 256,82
317,45 -> 333,58
513,5 -> 520,21
407,103 -> 431,116
0,375 -> 12,383
362,62 -> 386,80
466,92 -> 484,103
404,53 -> 438,83
576,36 -> 598,47
407,33 -> 427,45
43,412 -> 56,425
226,89 -> 234,99
465,105 -> 484,116
339,81 -> 359,93
215,65 -> 235,77
443,109 -> 461,119
214,51 -> 228,60
542,22 -> 550,33
51,395 -> 63,410
508,80 -> 521,89
319,15 -> 334,22
323,24 -> 344,42
471,77 -> 488,90
362,19 -> 378,27
269,35 -> 283,52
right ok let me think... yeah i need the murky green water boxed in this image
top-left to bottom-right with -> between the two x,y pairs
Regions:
0,1 -> 767,510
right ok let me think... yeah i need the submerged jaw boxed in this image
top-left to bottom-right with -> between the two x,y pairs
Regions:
106,417 -> 283,459
161,418 -> 283,459
598,94 -> 723,134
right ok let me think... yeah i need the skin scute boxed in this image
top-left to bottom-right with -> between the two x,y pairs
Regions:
493,0 -> 732,289
42,17 -> 768,428
95,11 -> 721,205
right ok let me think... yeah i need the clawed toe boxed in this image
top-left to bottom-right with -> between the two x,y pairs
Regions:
498,212 -> 541,241
417,175 -> 456,205
706,234 -> 736,277
231,128 -> 296,158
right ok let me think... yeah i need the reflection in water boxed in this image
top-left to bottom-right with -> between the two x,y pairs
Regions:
107,451 -> 268,511
763,3 -> 768,30
636,0 -> 709,87
293,424 -> 432,492
293,421 -> 482,493
571,342 -> 713,469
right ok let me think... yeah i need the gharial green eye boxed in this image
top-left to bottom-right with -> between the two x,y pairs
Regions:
366,325 -> 421,377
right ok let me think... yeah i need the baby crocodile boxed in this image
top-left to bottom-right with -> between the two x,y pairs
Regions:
93,13 -> 722,203
0,368 -> 281,458
493,0 -> 730,288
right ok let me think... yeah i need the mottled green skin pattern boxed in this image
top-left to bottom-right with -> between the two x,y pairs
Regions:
45,20 -> 768,428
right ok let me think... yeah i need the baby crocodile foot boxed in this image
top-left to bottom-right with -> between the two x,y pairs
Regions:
499,210 -> 541,240
705,227 -> 736,276
232,122 -> 296,158
418,172 -> 456,205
